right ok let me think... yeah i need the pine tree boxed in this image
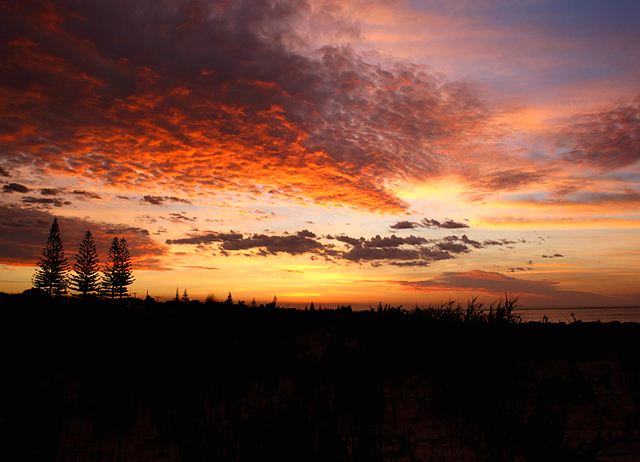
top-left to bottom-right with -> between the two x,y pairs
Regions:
32,218 -> 69,295
182,289 -> 189,304
69,229 -> 100,297
103,237 -> 134,298
102,237 -> 120,298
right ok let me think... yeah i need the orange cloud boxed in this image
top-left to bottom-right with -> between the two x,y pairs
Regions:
0,0 -> 503,213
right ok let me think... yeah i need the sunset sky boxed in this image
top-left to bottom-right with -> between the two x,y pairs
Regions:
1,0 -> 639,308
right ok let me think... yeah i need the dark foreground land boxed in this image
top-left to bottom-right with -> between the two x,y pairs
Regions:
2,294 -> 640,462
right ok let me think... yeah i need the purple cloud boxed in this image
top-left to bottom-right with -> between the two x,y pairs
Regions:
392,270 -> 606,305
562,97 -> 640,170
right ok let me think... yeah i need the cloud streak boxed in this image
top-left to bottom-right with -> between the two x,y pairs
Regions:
390,270 -> 607,306
140,195 -> 193,206
167,228 -> 518,267
390,217 -> 470,230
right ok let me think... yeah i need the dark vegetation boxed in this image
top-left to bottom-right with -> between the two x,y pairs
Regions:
2,292 -> 640,462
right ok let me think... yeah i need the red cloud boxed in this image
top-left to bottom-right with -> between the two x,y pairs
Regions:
0,0 -> 497,212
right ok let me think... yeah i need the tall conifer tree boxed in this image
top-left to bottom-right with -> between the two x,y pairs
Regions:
69,229 -> 100,296
32,218 -> 69,295
117,237 -> 134,297
102,237 -> 120,299
103,236 -> 134,298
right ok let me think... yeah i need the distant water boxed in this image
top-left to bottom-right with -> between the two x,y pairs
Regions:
517,306 -> 640,323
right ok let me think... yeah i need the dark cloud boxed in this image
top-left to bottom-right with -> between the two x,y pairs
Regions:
482,238 -> 516,247
2,183 -> 29,193
21,196 -> 72,208
342,246 -> 424,263
40,188 -> 61,196
72,190 -> 102,200
340,233 -> 455,265
438,234 -> 514,251
435,242 -> 470,254
421,218 -> 470,229
0,167 -> 11,177
103,226 -> 151,238
0,204 -> 167,267
220,234 -> 324,256
392,270 -> 607,305
389,220 -> 419,230
0,0 -> 493,212
335,235 -> 364,246
365,235 -> 426,248
542,254 -> 564,258
442,234 -> 483,250
390,218 -> 471,231
167,228 -> 518,267
297,229 -> 317,238
141,195 -> 192,206
166,232 -> 244,246
164,212 -> 197,223
562,97 -> 640,170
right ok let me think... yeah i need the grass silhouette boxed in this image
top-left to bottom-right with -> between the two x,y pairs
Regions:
1,290 -> 640,461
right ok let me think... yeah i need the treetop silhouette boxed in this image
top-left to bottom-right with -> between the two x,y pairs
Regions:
103,236 -> 134,298
32,218 -> 69,295
69,229 -> 101,297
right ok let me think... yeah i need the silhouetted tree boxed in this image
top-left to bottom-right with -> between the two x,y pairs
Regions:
32,218 -> 69,295
69,229 -> 100,297
102,237 -> 134,298
225,291 -> 233,305
266,294 -> 277,309
174,288 -> 180,302
182,289 -> 189,303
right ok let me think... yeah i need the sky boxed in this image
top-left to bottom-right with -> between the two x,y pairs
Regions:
1,0 -> 639,308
